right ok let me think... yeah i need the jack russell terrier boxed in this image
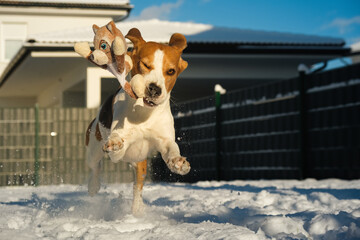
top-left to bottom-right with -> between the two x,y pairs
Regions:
85,28 -> 191,215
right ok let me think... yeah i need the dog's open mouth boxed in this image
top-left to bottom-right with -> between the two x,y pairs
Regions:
143,97 -> 157,107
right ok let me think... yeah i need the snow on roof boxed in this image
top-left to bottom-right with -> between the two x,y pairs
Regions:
351,42 -> 360,52
121,19 -> 213,43
27,19 -> 345,47
27,19 -> 213,44
186,26 -> 345,46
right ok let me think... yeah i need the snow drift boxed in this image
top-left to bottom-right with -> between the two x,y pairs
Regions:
0,179 -> 360,239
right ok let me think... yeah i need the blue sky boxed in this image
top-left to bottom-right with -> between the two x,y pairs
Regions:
128,0 -> 360,46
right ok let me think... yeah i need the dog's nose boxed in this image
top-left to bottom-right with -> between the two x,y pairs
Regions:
148,83 -> 162,97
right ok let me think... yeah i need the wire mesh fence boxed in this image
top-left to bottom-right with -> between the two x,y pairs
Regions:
0,107 -> 134,186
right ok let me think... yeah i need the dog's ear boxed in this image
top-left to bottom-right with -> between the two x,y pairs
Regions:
178,58 -> 188,75
126,28 -> 145,48
169,33 -> 187,52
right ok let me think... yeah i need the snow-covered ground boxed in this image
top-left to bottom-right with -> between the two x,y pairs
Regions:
0,179 -> 360,240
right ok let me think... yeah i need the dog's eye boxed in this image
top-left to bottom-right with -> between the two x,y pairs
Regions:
100,43 -> 107,50
141,61 -> 151,70
167,68 -> 176,76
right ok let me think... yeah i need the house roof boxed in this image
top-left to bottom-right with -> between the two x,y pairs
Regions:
25,19 -> 350,56
26,19 -> 213,44
27,19 -> 345,47
0,0 -> 132,10
0,19 -> 351,89
186,26 -> 345,46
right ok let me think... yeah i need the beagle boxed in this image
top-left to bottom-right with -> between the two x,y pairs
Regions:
85,28 -> 190,215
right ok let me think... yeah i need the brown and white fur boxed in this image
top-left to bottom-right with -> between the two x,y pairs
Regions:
85,28 -> 190,215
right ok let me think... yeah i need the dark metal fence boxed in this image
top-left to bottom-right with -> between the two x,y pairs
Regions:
305,64 -> 360,179
152,63 -> 360,182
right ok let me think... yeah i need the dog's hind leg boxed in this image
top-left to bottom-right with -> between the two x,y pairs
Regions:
87,160 -> 102,196
86,122 -> 105,196
131,159 -> 147,216
87,146 -> 103,196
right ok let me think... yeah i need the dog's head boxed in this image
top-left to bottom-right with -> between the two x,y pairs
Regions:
126,28 -> 188,107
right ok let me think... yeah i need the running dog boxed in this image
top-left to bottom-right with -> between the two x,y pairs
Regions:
85,28 -> 190,215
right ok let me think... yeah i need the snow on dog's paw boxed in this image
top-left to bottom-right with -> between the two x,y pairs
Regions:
103,135 -> 124,153
166,156 -> 191,175
132,200 -> 146,217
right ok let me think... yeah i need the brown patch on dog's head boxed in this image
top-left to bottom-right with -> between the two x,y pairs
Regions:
163,34 -> 188,92
125,28 -> 188,94
125,28 -> 146,54
125,28 -> 146,76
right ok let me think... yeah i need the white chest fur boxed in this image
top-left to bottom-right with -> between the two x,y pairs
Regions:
101,91 -> 174,163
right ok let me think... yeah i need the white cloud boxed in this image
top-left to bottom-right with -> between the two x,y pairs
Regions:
326,16 -> 360,34
130,0 -> 184,20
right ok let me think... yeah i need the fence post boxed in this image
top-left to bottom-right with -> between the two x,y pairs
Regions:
34,104 -> 40,186
298,65 -> 309,179
215,84 -> 226,181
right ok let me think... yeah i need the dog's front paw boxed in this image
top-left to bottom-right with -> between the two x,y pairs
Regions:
103,135 -> 124,152
166,157 -> 191,175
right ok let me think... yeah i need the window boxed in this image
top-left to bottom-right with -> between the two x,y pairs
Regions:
1,22 -> 27,62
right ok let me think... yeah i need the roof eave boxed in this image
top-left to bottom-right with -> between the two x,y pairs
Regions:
0,47 -> 28,88
185,42 -> 351,56
0,1 -> 133,11
0,43 -> 76,88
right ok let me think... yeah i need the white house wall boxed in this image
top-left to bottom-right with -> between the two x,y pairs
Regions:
38,65 -> 115,108
0,6 -> 126,76
85,67 -> 114,108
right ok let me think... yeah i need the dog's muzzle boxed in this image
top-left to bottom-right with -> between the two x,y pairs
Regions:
143,83 -> 162,107
147,83 -> 162,98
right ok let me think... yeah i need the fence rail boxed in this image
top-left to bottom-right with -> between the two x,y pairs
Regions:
152,63 -> 360,182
